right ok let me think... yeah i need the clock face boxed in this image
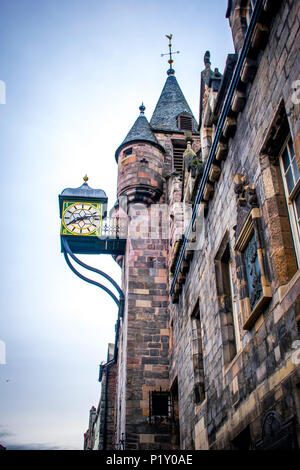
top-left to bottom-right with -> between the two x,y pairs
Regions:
62,202 -> 102,236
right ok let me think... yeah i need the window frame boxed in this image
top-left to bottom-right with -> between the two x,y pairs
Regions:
190,301 -> 205,405
171,139 -> 186,175
228,260 -> 242,353
279,137 -> 300,266
123,147 -> 133,157
148,390 -> 172,423
215,237 -> 241,365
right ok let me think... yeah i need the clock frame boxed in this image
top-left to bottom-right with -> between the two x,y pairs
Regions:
61,201 -> 103,237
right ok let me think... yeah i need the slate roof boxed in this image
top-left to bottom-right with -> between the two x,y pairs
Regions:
122,114 -> 159,147
115,112 -> 164,161
150,74 -> 198,133
59,180 -> 107,217
61,182 -> 107,199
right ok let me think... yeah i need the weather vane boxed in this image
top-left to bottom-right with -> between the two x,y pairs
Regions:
161,34 -> 180,75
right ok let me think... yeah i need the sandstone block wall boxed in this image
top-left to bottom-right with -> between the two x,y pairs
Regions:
169,0 -> 300,450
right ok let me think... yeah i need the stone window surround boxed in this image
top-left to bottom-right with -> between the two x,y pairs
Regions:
260,100 -> 299,286
169,319 -> 174,351
190,301 -> 205,405
214,233 -> 241,366
234,210 -> 272,330
148,389 -> 172,423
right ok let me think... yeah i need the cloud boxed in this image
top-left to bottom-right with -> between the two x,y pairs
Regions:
0,432 -> 15,439
5,443 -> 67,450
0,426 -> 75,450
0,426 -> 16,439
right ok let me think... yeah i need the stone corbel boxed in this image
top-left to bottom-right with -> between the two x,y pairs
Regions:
209,164 -> 221,183
231,90 -> 246,113
223,116 -> 237,139
216,142 -> 228,161
251,23 -> 269,51
234,173 -> 259,208
240,58 -> 257,84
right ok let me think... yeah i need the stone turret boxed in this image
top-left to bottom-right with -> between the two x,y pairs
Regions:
115,104 -> 165,205
111,66 -> 200,451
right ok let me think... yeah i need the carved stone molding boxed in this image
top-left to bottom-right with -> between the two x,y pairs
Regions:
234,173 -> 259,209
234,210 -> 272,330
256,411 -> 298,450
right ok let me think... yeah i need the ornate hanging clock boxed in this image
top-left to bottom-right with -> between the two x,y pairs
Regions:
59,176 -> 126,255
59,176 -> 108,254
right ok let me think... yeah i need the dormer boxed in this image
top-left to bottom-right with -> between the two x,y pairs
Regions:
177,112 -> 194,132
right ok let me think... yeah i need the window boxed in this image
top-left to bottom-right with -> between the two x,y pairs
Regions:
169,320 -> 174,351
260,102 -> 298,283
279,138 -> 300,264
215,239 -> 241,364
152,392 -> 169,416
191,302 -> 205,404
231,426 -> 254,450
178,114 -> 193,131
170,378 -> 180,445
297,315 -> 300,338
123,147 -> 132,157
228,252 -> 241,353
172,140 -> 186,174
149,390 -> 171,422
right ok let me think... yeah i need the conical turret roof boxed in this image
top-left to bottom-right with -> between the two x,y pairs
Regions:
150,74 -> 198,133
115,104 -> 164,161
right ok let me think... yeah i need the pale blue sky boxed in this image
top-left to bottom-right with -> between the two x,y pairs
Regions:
0,0 -> 233,450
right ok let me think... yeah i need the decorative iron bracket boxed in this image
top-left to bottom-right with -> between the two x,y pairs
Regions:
62,237 -> 124,315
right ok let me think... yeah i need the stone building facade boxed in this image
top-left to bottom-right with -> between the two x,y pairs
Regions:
86,0 -> 300,450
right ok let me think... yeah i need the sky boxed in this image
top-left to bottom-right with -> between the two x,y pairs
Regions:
0,0 -> 233,450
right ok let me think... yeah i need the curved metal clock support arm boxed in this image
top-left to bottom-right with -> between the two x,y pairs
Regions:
63,250 -> 120,307
61,237 -> 125,449
62,238 -> 124,300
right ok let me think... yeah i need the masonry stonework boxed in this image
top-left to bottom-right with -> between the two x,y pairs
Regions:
85,0 -> 300,450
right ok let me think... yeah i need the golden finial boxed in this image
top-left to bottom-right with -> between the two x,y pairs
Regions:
83,174 -> 89,183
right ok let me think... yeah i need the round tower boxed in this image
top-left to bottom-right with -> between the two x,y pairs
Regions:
115,104 -> 165,205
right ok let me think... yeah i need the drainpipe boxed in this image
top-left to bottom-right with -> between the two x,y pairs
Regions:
170,0 -> 264,294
